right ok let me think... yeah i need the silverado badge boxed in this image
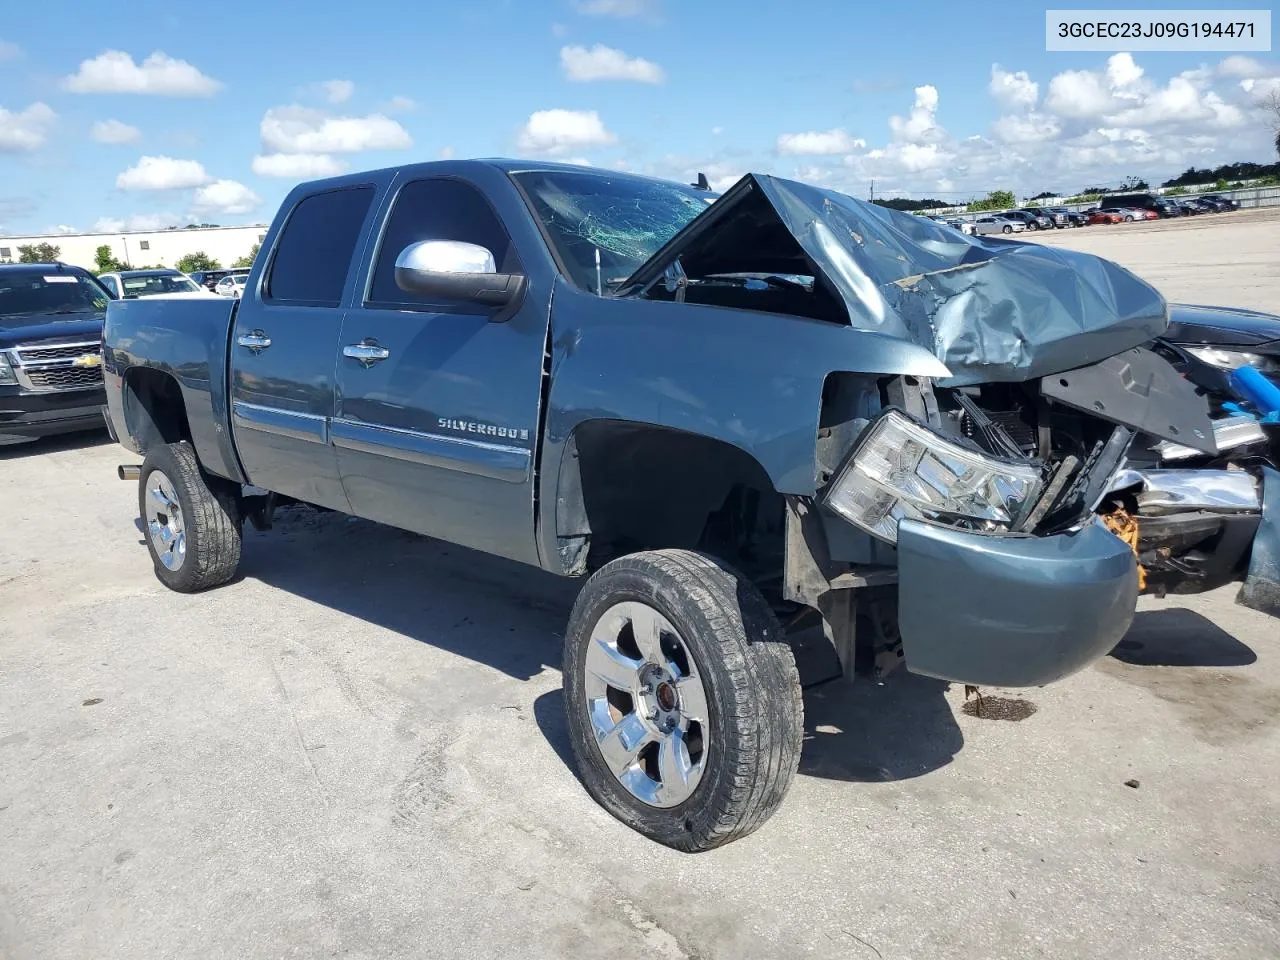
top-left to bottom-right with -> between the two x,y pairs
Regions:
73,353 -> 103,368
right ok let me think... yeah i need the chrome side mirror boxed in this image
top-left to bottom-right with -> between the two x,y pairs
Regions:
394,240 -> 525,310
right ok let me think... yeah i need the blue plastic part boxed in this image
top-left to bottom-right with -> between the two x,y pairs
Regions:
1230,365 -> 1280,417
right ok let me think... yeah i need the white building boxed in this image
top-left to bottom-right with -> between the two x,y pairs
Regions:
0,225 -> 268,271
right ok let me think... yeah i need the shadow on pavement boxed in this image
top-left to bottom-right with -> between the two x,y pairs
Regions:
1111,607 -> 1257,667
241,507 -> 962,785
0,428 -> 111,460
798,673 -> 961,782
239,508 -> 579,681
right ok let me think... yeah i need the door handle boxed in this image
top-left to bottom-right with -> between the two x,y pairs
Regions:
343,340 -> 391,368
237,331 -> 272,353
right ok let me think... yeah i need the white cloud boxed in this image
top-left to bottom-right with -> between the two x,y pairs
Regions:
251,153 -> 348,178
383,95 -> 417,113
45,224 -> 79,236
1107,52 -> 1144,89
711,126 -> 724,136
1045,68 -> 1116,118
560,44 -> 664,83
990,65 -> 1038,108
0,103 -> 56,152
0,38 -> 20,60
191,179 -> 261,216
93,212 -> 190,233
992,111 -> 1062,143
260,105 -> 412,154
889,85 -> 943,143
319,80 -> 354,104
91,119 -> 141,144
1218,55 -> 1273,78
62,50 -> 222,97
438,145 -> 456,160
517,109 -> 616,155
573,0 -> 656,17
1242,76 -> 1280,100
896,142 -> 951,172
116,156 -> 211,190
776,128 -> 865,156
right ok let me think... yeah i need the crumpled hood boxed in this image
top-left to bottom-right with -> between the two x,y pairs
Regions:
626,174 -> 1170,386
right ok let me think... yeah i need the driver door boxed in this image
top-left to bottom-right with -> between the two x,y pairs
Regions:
332,175 -> 548,565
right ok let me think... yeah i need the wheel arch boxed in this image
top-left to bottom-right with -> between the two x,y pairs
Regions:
121,366 -> 192,452
547,419 -> 785,577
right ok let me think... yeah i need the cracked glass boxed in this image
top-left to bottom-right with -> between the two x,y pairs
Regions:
513,170 -> 713,294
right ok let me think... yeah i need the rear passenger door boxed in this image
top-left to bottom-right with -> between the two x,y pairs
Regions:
332,175 -> 548,565
228,184 -> 377,510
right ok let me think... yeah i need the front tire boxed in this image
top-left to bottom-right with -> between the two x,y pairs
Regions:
1002,225 -> 1012,234
139,441 -> 242,592
563,550 -> 802,852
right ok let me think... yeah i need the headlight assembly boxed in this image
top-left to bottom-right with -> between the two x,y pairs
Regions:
1184,346 -> 1280,375
823,410 -> 1044,544
0,352 -> 16,385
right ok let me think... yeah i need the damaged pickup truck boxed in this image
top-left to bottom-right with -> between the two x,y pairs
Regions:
101,161 -> 1279,851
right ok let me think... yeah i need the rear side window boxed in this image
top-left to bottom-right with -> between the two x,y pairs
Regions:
367,178 -> 514,309
266,186 -> 375,306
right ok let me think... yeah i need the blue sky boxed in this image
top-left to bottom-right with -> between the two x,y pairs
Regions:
1,0 -> 1277,235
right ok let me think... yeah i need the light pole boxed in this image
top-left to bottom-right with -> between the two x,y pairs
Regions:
121,236 -> 131,267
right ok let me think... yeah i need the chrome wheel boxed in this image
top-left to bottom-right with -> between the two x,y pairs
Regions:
583,601 -> 710,808
145,469 -> 186,571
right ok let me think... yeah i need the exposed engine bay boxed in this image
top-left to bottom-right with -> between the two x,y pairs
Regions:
810,355 -> 1271,614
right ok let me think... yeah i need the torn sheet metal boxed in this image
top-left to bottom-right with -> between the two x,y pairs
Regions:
629,174 -> 1170,386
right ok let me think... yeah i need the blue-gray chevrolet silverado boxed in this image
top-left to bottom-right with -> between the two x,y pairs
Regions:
102,160 -> 1279,851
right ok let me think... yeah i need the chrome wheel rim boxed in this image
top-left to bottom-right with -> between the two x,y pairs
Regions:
145,469 -> 186,571
583,601 -> 710,808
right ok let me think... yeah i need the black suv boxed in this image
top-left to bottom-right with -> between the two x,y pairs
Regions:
0,262 -> 113,445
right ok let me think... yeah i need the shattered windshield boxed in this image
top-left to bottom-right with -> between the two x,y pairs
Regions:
513,169 -> 714,293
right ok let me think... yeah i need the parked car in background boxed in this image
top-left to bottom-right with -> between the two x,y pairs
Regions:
1171,200 -> 1203,216
1200,193 -> 1239,211
1187,197 -> 1224,212
99,269 -> 218,300
188,269 -> 244,291
0,262 -> 110,445
1019,207 -> 1068,228
1050,207 -> 1089,227
973,215 -> 1026,234
1098,193 -> 1181,218
1002,210 -> 1053,231
215,274 -> 249,298
1088,209 -> 1125,225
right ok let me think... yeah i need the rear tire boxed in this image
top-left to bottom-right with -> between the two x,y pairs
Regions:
563,549 -> 803,852
139,441 -> 241,593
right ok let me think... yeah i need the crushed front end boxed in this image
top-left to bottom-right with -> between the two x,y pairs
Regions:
786,347 -> 1273,687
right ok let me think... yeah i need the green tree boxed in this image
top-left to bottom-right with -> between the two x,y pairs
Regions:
965,190 -> 1016,212
17,242 -> 61,263
93,244 -> 127,274
1165,186 -> 1187,196
231,242 -> 260,269
176,251 -> 221,273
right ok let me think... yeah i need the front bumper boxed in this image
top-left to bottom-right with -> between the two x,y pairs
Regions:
0,385 -> 107,439
896,518 -> 1139,687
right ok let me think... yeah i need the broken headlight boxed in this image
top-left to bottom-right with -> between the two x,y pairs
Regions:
824,410 -> 1044,543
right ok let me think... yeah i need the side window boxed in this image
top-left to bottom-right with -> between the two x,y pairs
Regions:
367,178 -> 514,309
266,185 -> 375,306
